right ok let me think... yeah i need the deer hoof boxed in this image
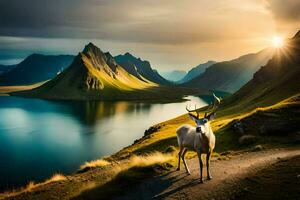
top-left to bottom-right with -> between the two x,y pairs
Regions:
187,171 -> 191,175
176,167 -> 180,171
207,176 -> 213,180
199,179 -> 204,184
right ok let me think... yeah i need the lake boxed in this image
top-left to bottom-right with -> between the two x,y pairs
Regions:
0,96 -> 208,190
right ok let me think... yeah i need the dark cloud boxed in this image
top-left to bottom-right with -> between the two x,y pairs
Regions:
266,0 -> 300,22
0,0 -> 263,45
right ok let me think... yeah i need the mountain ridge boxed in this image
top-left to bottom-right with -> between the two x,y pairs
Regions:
13,43 -> 161,100
181,48 -> 273,92
114,52 -> 170,85
180,60 -> 216,83
0,54 -> 75,86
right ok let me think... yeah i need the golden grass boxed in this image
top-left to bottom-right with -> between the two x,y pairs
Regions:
127,152 -> 174,168
75,152 -> 175,199
0,173 -> 66,199
0,82 -> 44,95
80,159 -> 111,171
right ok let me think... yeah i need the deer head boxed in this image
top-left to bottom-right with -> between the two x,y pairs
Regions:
186,93 -> 221,132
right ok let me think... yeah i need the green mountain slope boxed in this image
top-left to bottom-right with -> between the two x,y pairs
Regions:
222,30 -> 300,114
182,49 -> 273,92
0,54 -> 74,86
15,43 -> 157,100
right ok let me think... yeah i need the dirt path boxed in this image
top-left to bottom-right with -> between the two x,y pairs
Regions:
113,148 -> 300,200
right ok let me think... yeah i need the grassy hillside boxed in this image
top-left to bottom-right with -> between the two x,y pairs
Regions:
182,49 -> 273,92
222,31 -> 300,114
111,30 -> 300,159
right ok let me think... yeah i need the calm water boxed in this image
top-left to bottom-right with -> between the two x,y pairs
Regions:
0,96 -> 207,190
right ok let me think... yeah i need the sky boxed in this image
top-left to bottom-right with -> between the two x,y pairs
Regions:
0,0 -> 299,71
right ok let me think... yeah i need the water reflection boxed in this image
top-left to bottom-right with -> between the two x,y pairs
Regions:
0,96 -> 206,190
67,100 -> 152,125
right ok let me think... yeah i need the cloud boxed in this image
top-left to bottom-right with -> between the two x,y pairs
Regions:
0,0 -> 298,69
0,0 -> 272,45
266,0 -> 300,23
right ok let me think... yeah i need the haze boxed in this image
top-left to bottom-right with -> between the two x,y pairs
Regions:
0,0 -> 299,70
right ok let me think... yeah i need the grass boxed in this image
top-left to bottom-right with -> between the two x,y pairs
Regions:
79,159 -> 111,172
0,173 -> 66,199
0,153 -> 174,199
74,152 -> 174,200
0,82 -> 44,96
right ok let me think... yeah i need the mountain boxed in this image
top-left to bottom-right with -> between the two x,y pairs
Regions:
0,54 -> 75,86
180,61 -> 216,83
223,30 -> 300,111
114,53 -> 170,85
181,49 -> 273,93
15,43 -> 157,100
0,64 -> 16,75
160,70 -> 186,82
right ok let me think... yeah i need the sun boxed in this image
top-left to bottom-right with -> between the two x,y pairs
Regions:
272,36 -> 284,48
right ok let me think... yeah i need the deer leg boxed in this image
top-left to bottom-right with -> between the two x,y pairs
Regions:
206,151 -> 212,180
181,148 -> 190,175
177,147 -> 183,171
197,150 -> 204,183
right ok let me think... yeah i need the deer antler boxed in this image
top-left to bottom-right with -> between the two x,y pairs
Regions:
186,105 -> 199,118
186,93 -> 221,119
204,93 -> 221,119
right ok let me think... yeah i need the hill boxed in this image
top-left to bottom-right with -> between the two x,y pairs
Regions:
182,49 -> 273,92
0,54 -> 74,86
180,60 -> 216,83
114,53 -> 170,85
160,70 -> 186,82
13,43 -> 162,100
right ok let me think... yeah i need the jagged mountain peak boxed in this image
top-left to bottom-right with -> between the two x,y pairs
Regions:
124,52 -> 134,57
82,42 -> 105,57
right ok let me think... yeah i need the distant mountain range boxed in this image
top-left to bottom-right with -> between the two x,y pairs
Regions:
180,61 -> 216,83
181,49 -> 273,93
3,36 -> 292,101
15,43 -> 161,100
160,70 -> 186,82
114,53 -> 170,85
0,54 -> 75,86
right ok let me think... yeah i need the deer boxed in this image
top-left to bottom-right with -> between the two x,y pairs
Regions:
176,93 -> 221,183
